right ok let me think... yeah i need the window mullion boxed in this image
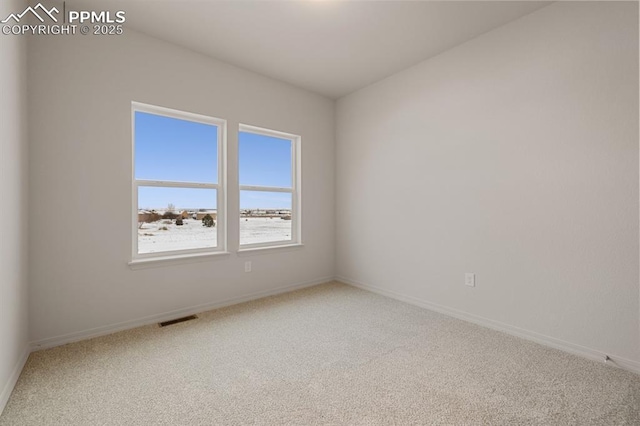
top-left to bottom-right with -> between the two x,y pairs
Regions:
136,180 -> 218,189
239,185 -> 292,193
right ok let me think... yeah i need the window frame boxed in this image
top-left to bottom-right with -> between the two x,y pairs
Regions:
238,123 -> 302,250
131,102 -> 227,261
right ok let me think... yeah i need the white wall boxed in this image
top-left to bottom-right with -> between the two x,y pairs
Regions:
28,30 -> 335,344
0,0 -> 29,411
336,2 -> 640,364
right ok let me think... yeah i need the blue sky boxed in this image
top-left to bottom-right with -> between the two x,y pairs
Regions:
239,131 -> 291,188
135,111 -> 218,183
239,131 -> 292,209
136,112 -> 292,210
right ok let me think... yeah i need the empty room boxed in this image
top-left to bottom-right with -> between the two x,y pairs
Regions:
1,0 -> 639,424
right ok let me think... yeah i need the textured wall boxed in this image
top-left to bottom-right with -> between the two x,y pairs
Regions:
0,0 -> 29,412
336,2 -> 639,363
28,29 -> 335,343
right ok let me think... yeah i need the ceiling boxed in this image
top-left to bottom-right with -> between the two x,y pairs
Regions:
70,1 -> 552,99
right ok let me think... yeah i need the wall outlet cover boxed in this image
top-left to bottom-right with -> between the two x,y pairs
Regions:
465,273 -> 475,287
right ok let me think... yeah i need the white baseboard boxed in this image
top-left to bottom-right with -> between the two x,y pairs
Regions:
337,276 -> 640,375
31,276 -> 334,351
0,344 -> 30,416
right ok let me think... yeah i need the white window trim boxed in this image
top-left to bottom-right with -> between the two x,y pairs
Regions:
238,123 -> 302,250
131,101 -> 227,263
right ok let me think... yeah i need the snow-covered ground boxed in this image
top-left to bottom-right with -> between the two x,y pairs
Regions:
240,217 -> 292,246
138,217 -> 291,254
138,219 -> 216,254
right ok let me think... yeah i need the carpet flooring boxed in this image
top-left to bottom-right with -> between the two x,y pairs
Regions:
1,282 -> 639,425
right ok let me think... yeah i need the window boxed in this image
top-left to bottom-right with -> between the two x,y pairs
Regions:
239,124 -> 301,248
132,102 -> 226,260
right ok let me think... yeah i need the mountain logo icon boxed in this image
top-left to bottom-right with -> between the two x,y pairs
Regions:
1,3 -> 59,24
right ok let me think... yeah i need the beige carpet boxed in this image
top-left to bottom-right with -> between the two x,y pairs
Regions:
1,282 -> 639,425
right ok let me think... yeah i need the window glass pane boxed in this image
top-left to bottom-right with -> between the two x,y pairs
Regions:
135,111 -> 218,183
239,131 -> 291,188
240,191 -> 292,245
138,186 -> 217,254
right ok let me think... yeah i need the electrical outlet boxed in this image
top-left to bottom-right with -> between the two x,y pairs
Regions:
465,273 -> 475,287
244,261 -> 252,273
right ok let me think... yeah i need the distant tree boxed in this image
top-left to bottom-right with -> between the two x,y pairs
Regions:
202,214 -> 215,228
162,211 -> 178,220
167,203 -> 176,212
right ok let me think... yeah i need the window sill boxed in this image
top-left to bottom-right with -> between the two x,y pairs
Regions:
129,251 -> 231,270
237,243 -> 304,256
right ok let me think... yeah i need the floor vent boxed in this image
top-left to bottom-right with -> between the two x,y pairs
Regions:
159,315 -> 198,327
